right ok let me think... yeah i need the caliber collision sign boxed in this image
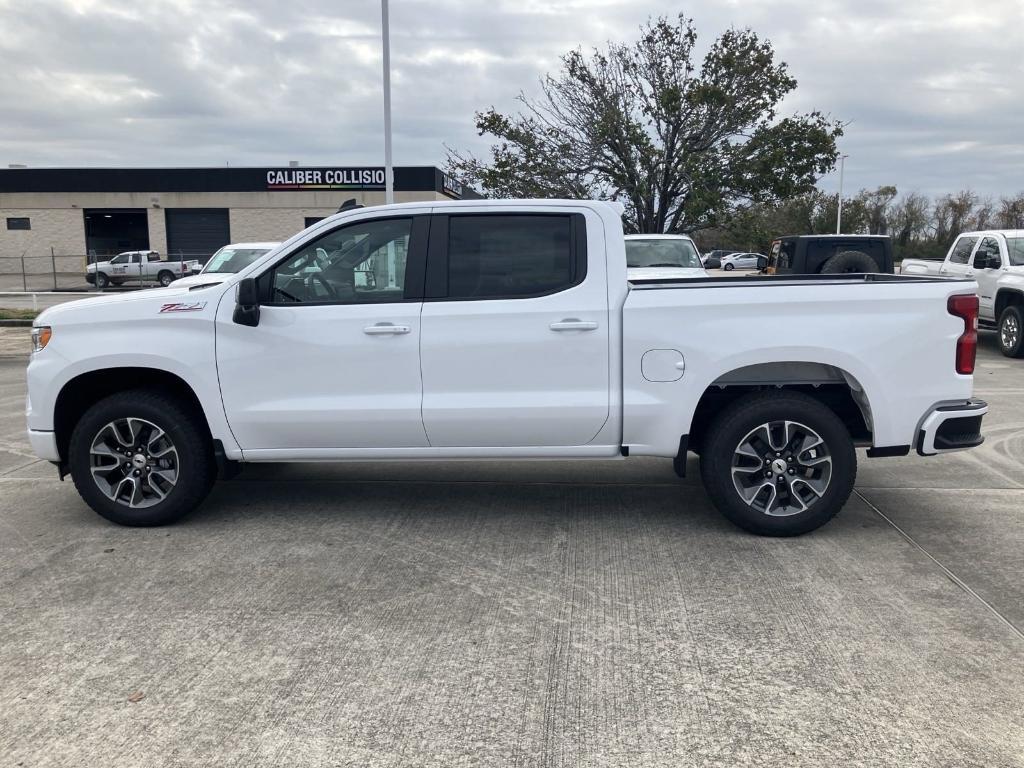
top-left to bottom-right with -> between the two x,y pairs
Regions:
265,168 -> 386,190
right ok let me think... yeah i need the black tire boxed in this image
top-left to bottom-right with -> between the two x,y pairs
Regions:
698,391 -> 857,536
158,270 -> 175,287
69,390 -> 215,526
95,272 -> 109,289
997,305 -> 1024,358
723,263 -> 734,271
821,250 -> 879,273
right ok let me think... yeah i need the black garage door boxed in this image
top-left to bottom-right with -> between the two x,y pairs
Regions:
165,208 -> 230,263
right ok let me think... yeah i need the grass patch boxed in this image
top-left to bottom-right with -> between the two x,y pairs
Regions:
0,308 -> 39,320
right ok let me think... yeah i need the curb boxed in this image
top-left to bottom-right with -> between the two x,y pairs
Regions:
0,320 -> 33,327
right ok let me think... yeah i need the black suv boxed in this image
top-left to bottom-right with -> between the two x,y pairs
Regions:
765,235 -> 894,275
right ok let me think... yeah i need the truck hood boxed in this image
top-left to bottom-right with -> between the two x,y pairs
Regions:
169,273 -> 232,289
627,266 -> 707,281
34,283 -> 229,326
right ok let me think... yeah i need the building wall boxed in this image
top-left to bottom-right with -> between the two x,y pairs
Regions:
229,208 -> 339,244
147,208 -> 168,255
0,189 -> 451,260
0,207 -> 87,267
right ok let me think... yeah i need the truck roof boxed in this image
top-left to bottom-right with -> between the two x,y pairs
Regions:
328,198 -> 626,215
958,230 -> 1024,237
624,234 -> 695,241
777,234 -> 891,240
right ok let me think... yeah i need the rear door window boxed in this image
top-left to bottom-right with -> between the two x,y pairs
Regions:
443,214 -> 584,300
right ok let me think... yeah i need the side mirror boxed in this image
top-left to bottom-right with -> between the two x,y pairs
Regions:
233,277 -> 260,327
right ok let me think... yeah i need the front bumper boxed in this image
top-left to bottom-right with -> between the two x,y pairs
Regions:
916,399 -> 987,456
27,429 -> 60,462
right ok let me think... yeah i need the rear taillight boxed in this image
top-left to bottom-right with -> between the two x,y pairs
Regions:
947,293 -> 978,375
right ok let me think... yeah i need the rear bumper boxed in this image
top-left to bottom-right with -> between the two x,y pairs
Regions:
27,429 -> 60,462
916,399 -> 987,456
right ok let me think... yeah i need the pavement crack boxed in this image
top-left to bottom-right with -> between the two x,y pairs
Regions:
854,489 -> 1024,643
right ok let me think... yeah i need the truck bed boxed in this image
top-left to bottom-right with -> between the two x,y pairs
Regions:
628,272 -> 963,288
620,272 -> 977,456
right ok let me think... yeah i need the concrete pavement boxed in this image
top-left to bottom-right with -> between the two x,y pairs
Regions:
0,334 -> 1021,766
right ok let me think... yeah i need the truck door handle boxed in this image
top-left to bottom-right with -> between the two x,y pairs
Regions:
363,323 -> 411,335
549,319 -> 598,331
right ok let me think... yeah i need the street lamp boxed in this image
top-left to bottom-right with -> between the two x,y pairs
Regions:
381,0 -> 394,205
836,154 -> 848,235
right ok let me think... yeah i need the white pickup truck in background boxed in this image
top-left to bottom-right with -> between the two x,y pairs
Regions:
86,250 -> 200,289
901,230 -> 1024,357
29,200 -> 986,536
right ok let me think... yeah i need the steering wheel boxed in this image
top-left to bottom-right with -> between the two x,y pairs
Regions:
272,286 -> 301,303
306,272 -> 338,300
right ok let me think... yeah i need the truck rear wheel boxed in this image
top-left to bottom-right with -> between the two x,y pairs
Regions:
821,250 -> 878,273
68,390 -> 215,526
157,270 -> 175,287
698,391 -> 857,536
998,305 -> 1024,357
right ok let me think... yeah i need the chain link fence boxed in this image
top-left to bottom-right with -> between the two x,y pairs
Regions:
0,250 -> 214,293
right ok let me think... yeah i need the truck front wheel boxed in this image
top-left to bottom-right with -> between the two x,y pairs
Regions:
95,272 -> 109,289
698,392 -> 857,536
68,390 -> 216,526
997,305 -> 1024,358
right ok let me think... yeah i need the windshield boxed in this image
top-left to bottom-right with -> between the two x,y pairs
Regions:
202,247 -> 273,274
1006,238 -> 1024,266
625,238 -> 702,268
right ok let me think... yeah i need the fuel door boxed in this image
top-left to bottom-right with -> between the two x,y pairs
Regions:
642,349 -> 685,382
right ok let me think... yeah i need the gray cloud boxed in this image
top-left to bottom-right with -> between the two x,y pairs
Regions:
0,0 -> 1021,196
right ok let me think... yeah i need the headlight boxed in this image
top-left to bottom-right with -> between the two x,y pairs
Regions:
31,326 -> 52,353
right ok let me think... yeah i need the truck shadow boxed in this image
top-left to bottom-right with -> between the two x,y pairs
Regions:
195,456 -> 731,532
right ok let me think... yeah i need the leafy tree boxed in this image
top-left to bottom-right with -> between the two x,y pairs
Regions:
447,15 -> 843,233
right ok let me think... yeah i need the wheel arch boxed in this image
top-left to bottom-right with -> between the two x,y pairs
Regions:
54,367 -> 213,464
994,287 -> 1024,319
686,361 -> 873,454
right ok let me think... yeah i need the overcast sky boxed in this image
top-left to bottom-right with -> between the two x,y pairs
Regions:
0,0 -> 1022,197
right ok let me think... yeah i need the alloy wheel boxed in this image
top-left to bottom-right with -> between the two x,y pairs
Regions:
1001,313 -> 1020,352
89,418 -> 179,508
730,420 -> 832,517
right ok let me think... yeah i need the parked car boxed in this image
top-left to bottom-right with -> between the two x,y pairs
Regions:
902,230 -> 1024,357
705,249 -> 737,262
170,242 -> 280,288
720,252 -> 764,271
766,235 -> 893,275
624,234 -> 707,280
28,199 -> 986,536
86,251 -> 199,289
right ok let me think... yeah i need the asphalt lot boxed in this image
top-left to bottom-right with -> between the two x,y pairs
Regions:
0,329 -> 1021,767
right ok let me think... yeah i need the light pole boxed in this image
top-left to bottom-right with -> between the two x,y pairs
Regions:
381,0 -> 394,205
835,154 -> 848,235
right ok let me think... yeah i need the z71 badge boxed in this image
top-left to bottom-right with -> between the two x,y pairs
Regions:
159,301 -> 207,313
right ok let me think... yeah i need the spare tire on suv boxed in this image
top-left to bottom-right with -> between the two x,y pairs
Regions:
821,250 -> 880,273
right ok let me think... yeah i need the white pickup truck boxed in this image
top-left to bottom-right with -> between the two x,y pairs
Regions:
901,230 -> 1024,357
86,250 -> 200,289
28,200 -> 987,536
